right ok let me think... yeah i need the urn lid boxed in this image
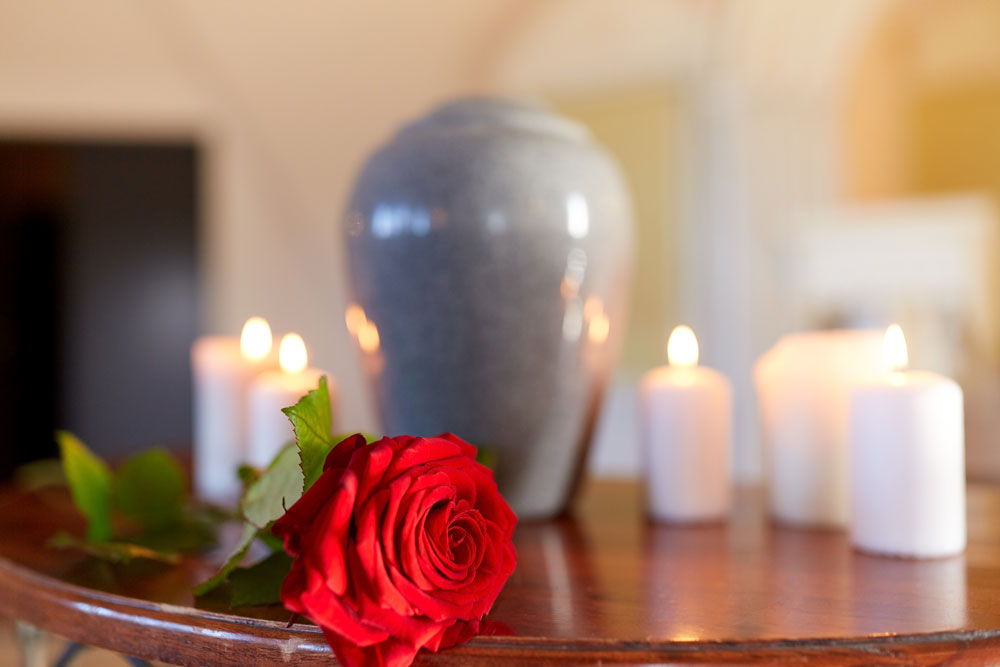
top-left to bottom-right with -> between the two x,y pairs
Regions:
395,97 -> 590,143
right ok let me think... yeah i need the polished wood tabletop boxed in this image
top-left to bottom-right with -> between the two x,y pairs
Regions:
2,478 -> 1000,664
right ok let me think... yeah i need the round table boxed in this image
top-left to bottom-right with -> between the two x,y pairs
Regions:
2,478 -> 1000,665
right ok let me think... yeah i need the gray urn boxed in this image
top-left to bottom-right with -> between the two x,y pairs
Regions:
343,98 -> 633,519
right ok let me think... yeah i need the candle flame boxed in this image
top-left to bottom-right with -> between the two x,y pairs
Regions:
883,323 -> 908,373
667,325 -> 698,368
240,317 -> 272,361
279,333 -> 308,373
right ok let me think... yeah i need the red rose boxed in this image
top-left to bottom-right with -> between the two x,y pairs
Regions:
273,433 -> 517,667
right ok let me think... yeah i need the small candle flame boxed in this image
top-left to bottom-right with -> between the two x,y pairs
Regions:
883,323 -> 908,373
240,317 -> 272,361
279,333 -> 308,373
667,325 -> 699,368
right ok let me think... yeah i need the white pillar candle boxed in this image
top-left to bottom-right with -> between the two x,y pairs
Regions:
754,330 -> 883,527
849,325 -> 966,558
247,333 -> 337,468
191,317 -> 276,503
639,325 -> 732,522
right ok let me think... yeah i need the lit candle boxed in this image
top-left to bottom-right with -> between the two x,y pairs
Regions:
191,317 -> 277,503
754,330 -> 884,527
848,325 -> 965,558
639,325 -> 732,522
247,333 -> 337,468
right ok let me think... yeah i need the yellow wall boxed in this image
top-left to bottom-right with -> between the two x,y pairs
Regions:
912,85 -> 1000,205
555,89 -> 680,373
841,5 -> 915,201
843,1 -> 1000,205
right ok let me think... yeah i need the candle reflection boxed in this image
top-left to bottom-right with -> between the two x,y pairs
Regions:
345,303 -> 384,377
766,525 -> 853,635
583,296 -> 611,345
849,553 -> 967,634
562,298 -> 584,343
492,518 -> 601,639
587,311 -> 610,344
345,303 -> 366,336
566,192 -> 590,239
358,320 -> 380,354
641,519 -> 734,640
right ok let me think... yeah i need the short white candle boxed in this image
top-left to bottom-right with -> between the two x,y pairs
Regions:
191,317 -> 276,503
754,330 -> 884,527
639,325 -> 733,522
849,324 -> 966,558
247,333 -> 337,468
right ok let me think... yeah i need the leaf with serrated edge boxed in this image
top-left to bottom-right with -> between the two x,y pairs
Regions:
281,376 -> 334,490
192,522 -> 258,597
229,551 -> 294,607
57,431 -> 113,543
241,444 -> 303,530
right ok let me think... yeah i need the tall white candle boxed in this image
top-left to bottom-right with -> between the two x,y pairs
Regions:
247,333 -> 337,468
191,317 -> 276,503
754,330 -> 883,527
849,325 -> 966,558
639,325 -> 732,522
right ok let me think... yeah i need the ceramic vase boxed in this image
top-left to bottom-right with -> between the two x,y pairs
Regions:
343,98 -> 633,519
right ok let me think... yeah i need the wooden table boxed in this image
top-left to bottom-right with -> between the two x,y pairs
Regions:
2,478 -> 1000,665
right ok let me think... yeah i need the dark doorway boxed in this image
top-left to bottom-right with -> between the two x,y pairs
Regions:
0,141 -> 199,476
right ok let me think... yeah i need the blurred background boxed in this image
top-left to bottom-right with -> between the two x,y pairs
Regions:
2,0 -> 1000,486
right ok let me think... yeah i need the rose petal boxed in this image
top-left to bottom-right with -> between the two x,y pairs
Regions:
357,489 -> 413,615
299,576 -> 388,646
322,433 -> 370,472
380,473 -> 413,572
272,464 -> 344,557
398,486 -> 452,590
432,433 -> 479,460
323,628 -> 419,667
351,439 -> 394,506
303,468 -> 358,595
357,594 -> 443,649
383,438 -> 465,482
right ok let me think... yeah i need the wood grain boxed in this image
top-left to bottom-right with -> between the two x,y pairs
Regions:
2,478 -> 1000,664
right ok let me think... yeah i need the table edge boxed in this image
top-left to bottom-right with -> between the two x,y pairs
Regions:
3,554 -> 1000,664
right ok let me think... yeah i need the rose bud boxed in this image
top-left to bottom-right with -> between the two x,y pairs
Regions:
273,433 -> 517,667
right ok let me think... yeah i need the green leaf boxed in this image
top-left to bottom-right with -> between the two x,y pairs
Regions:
131,516 -> 218,553
15,458 -> 66,491
114,448 -> 185,526
229,551 -> 294,607
256,526 -> 285,552
282,376 -> 335,490
192,522 -> 258,597
241,445 -> 304,530
237,464 -> 261,488
48,531 -> 179,565
57,431 -> 113,543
